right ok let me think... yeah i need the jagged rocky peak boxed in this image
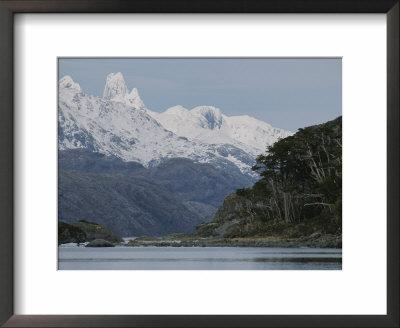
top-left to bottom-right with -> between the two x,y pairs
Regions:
103,72 -> 129,101
103,72 -> 145,109
126,87 -> 145,109
59,75 -> 82,92
191,106 -> 223,130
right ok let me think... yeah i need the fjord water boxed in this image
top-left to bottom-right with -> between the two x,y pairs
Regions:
58,246 -> 342,270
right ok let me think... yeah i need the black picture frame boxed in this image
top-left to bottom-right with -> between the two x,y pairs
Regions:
0,1 -> 398,327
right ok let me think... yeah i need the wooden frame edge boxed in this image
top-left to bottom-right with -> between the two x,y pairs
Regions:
0,1 -> 398,327
0,0 -> 14,327
387,2 -> 400,327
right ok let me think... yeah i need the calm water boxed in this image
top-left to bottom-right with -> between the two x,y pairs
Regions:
58,246 -> 342,270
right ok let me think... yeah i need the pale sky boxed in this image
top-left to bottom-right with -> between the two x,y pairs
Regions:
59,58 -> 341,132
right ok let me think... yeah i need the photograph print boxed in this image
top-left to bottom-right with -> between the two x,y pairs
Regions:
58,58 -> 342,270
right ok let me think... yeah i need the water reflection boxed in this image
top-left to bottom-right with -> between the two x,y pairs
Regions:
58,246 -> 342,270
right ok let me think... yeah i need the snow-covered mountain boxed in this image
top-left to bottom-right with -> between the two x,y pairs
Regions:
58,72 -> 292,178
148,105 -> 291,157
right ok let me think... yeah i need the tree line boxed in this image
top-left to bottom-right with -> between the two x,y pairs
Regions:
237,116 -> 342,229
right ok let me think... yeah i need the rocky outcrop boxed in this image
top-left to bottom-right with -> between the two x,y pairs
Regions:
72,220 -> 122,243
58,220 -> 122,245
195,192 -> 269,238
86,239 -> 115,247
58,221 -> 86,245
194,190 -> 342,248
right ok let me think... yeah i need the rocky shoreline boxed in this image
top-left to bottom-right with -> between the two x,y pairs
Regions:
59,220 -> 341,249
124,232 -> 341,248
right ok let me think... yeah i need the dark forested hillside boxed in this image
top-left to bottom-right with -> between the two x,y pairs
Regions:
196,117 -> 342,240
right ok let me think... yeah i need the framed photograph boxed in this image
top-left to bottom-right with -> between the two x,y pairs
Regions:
57,57 -> 342,271
0,0 -> 398,327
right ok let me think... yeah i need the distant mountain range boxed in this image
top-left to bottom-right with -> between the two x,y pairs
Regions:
149,105 -> 289,158
59,72 -> 291,178
58,72 -> 292,236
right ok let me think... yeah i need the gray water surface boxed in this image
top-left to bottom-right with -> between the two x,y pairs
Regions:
58,246 -> 342,270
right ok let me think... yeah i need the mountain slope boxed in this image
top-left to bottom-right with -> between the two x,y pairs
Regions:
144,157 -> 251,208
58,149 -> 253,236
59,77 -> 201,164
59,170 -> 205,236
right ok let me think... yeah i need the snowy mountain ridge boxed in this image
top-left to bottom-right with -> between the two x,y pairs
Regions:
58,72 -> 292,178
148,104 -> 292,157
